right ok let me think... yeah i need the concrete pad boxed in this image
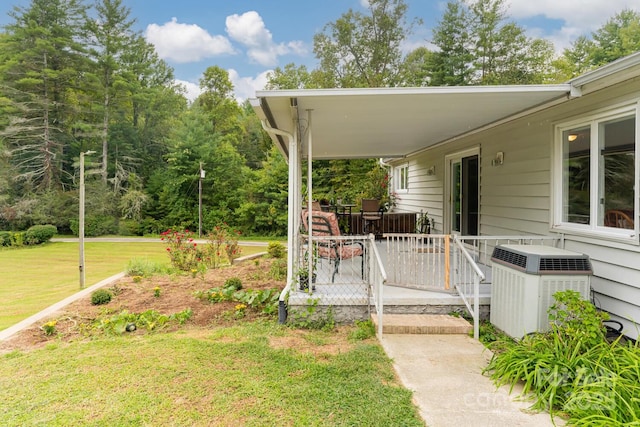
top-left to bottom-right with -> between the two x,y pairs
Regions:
380,334 -> 565,427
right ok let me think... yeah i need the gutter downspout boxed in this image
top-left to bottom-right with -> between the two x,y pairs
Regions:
260,120 -> 296,324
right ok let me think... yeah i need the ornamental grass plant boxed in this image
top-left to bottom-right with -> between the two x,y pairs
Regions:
485,290 -> 640,425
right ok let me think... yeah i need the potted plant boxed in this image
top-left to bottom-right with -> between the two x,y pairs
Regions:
416,211 -> 432,234
298,242 -> 318,291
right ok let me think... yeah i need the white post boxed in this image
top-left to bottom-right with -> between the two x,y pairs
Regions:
79,152 -> 86,289
199,163 -> 205,238
79,150 -> 95,289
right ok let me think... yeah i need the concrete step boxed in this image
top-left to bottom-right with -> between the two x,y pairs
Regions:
371,313 -> 472,335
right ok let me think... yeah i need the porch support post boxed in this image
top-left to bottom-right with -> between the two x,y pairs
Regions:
306,109 -> 314,288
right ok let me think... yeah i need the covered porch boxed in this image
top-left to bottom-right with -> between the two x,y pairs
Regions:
250,84 -> 577,338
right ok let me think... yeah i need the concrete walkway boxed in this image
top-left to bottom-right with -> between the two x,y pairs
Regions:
380,334 -> 564,427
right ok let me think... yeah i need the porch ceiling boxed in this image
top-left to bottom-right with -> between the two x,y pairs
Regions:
251,85 -> 573,160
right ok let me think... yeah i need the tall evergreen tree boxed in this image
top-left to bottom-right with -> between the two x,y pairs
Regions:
85,0 -> 137,184
0,0 -> 89,190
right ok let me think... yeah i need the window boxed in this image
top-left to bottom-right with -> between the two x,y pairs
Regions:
395,164 -> 409,191
555,105 -> 638,239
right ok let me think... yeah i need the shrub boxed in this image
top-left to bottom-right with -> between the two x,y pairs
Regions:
24,224 -> 57,245
224,277 -> 243,291
0,231 -> 12,247
91,289 -> 113,305
267,242 -> 286,259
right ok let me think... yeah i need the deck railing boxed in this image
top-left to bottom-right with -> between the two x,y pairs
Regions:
367,234 -> 388,338
384,233 -> 451,291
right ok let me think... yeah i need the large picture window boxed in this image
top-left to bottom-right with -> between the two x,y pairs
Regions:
556,106 -> 638,239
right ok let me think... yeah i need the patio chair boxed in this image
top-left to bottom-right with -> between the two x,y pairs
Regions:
301,210 -> 364,283
360,199 -> 383,237
604,209 -> 634,229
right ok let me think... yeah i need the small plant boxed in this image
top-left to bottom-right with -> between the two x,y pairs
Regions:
269,259 -> 287,280
224,277 -> 243,291
234,303 -> 247,319
153,286 -> 161,298
132,275 -> 143,283
349,319 -> 376,340
267,242 -> 286,259
91,289 -> 113,305
42,320 -> 57,336
126,258 -> 166,277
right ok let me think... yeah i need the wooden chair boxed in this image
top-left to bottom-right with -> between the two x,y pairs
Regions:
301,210 -> 364,282
604,210 -> 634,229
360,199 -> 383,237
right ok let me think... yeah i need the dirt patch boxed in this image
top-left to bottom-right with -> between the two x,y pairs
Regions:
0,257 -> 290,354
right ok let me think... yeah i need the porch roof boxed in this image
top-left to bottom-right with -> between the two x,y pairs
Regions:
251,84 -> 574,160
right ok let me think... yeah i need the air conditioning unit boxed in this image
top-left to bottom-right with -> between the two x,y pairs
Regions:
490,244 -> 592,339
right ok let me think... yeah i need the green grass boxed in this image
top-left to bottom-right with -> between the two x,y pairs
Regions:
0,242 -> 265,331
0,321 -> 423,426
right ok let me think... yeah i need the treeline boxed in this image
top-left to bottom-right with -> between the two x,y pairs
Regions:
0,0 -> 638,237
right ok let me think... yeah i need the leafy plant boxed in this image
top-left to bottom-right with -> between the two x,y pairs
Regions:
224,277 -> 243,291
91,289 -> 113,305
349,319 -> 376,340
195,286 -> 280,316
288,300 -> 336,331
94,308 -> 193,335
485,290 -> 640,424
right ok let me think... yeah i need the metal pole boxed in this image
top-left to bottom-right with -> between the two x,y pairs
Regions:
79,152 -> 86,289
199,162 -> 204,238
79,150 -> 95,289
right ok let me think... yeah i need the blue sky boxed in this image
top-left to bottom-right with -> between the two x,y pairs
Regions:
1,0 -> 639,101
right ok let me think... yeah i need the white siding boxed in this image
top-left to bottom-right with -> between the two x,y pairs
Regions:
391,77 -> 640,340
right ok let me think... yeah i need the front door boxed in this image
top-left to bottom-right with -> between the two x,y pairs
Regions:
447,150 -> 479,236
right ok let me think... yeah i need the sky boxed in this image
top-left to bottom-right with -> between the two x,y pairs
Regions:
1,0 -> 639,102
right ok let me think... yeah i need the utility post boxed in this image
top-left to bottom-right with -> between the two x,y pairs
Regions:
199,163 -> 205,238
79,150 -> 96,289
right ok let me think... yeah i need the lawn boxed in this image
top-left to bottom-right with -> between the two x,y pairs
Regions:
0,242 -> 265,331
0,321 -> 423,426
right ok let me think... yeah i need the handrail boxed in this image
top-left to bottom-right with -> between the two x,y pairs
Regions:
453,236 -> 485,281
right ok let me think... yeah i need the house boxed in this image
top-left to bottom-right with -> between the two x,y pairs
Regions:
251,51 -> 640,341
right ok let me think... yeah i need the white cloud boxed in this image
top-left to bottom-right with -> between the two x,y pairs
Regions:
228,68 -> 271,103
225,11 -> 307,66
506,0 -> 640,51
175,79 -> 201,103
145,17 -> 236,63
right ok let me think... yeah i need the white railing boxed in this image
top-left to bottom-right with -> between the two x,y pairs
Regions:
454,235 -> 563,271
451,236 -> 485,339
384,234 -> 452,291
367,234 -> 388,338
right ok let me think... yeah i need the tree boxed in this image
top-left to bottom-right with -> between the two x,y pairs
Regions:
197,66 -> 241,135
430,0 -> 474,85
430,0 -> 555,85
562,9 -> 640,77
85,0 -> 137,184
312,0 -> 420,88
0,0 -> 89,190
